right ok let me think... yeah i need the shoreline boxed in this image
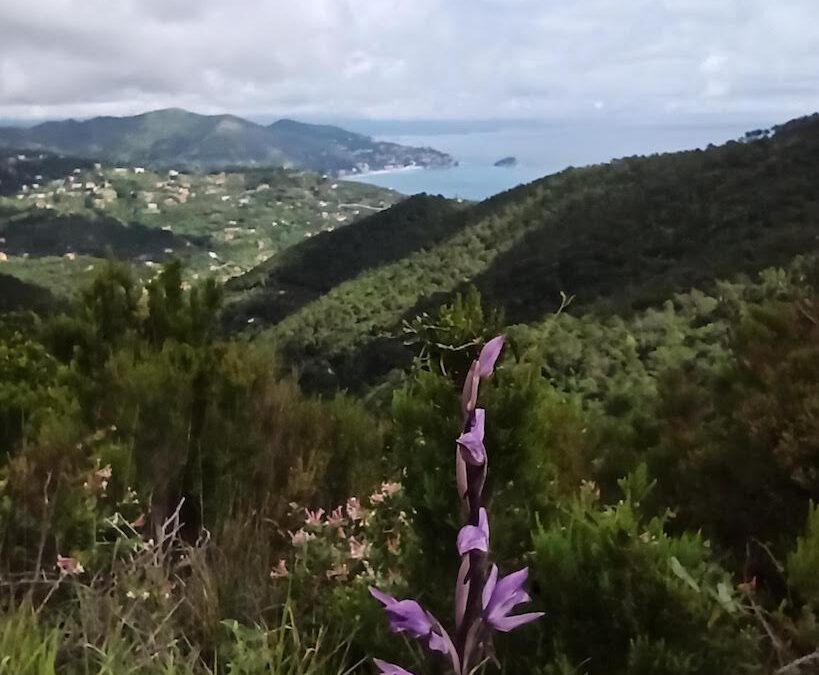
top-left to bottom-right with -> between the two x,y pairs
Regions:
346,164 -> 429,178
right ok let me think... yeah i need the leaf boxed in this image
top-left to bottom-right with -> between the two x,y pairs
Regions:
669,556 -> 700,592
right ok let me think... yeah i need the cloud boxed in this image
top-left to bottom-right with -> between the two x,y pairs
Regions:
0,0 -> 817,121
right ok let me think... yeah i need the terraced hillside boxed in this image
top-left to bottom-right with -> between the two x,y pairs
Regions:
226,113 -> 819,388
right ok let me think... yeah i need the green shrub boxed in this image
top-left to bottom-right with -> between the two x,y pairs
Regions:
526,466 -> 760,675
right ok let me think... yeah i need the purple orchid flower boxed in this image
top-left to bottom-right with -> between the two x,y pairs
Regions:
371,336 -> 542,674
368,587 -> 451,655
482,565 -> 545,632
457,507 -> 489,555
462,336 -> 505,415
457,408 -> 486,466
374,660 -> 415,675
477,336 -> 505,378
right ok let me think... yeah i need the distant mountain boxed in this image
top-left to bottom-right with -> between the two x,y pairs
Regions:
226,112 -> 819,389
0,109 -> 454,175
266,119 -> 454,174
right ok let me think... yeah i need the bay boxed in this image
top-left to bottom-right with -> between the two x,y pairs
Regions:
346,120 -> 768,200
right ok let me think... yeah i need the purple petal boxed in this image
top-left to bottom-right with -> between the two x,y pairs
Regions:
385,600 -> 433,638
487,611 -> 545,633
482,564 -> 499,611
477,336 -> 505,378
374,659 -> 415,674
456,508 -> 490,554
486,567 -> 530,618
428,630 -> 449,654
369,586 -> 397,607
456,448 -> 468,508
455,555 -> 470,629
461,360 -> 481,414
456,525 -> 487,554
457,409 -> 486,465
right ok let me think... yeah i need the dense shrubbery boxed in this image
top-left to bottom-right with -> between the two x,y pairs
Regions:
1,257 -> 819,672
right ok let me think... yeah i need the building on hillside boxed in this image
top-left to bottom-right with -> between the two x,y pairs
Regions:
134,167 -> 145,174
99,188 -> 118,202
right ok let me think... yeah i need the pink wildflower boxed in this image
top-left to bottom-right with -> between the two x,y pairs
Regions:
346,497 -> 364,521
349,536 -> 370,560
304,508 -> 325,526
290,529 -> 315,547
269,559 -> 289,579
381,481 -> 402,497
56,555 -> 84,576
327,506 -> 345,527
326,562 -> 349,581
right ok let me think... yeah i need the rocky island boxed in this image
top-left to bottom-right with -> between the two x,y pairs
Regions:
494,156 -> 518,167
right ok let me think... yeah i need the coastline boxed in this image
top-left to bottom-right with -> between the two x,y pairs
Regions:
347,164 -> 428,178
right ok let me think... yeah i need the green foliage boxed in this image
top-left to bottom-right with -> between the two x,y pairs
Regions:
647,291 -> 819,556
787,502 -> 819,609
528,467 -> 759,675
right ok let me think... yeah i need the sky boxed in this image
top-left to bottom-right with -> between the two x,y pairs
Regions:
1,0 -> 818,124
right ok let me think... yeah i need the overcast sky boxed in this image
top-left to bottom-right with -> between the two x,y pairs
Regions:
1,0 -> 817,123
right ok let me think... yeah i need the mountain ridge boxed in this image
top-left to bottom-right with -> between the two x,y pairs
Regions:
0,108 -> 454,175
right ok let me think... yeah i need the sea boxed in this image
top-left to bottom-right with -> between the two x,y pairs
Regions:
346,120 -> 768,201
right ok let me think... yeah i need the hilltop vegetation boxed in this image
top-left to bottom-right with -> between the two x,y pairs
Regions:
0,108 -> 454,175
227,113 -> 819,389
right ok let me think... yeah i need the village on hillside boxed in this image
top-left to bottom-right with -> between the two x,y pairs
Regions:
0,154 -> 400,292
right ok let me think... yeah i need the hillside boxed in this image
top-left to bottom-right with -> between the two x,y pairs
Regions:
226,113 -> 819,388
0,109 -> 454,175
0,156 -> 400,294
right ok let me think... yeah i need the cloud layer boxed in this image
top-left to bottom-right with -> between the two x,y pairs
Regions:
1,0 -> 817,121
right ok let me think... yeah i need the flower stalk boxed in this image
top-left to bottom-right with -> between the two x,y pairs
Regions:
370,336 -> 543,674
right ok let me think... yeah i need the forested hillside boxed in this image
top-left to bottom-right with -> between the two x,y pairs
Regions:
227,113 -> 819,389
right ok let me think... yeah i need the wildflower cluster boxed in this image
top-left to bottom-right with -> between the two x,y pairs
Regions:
272,481 -> 412,589
369,337 -> 543,674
